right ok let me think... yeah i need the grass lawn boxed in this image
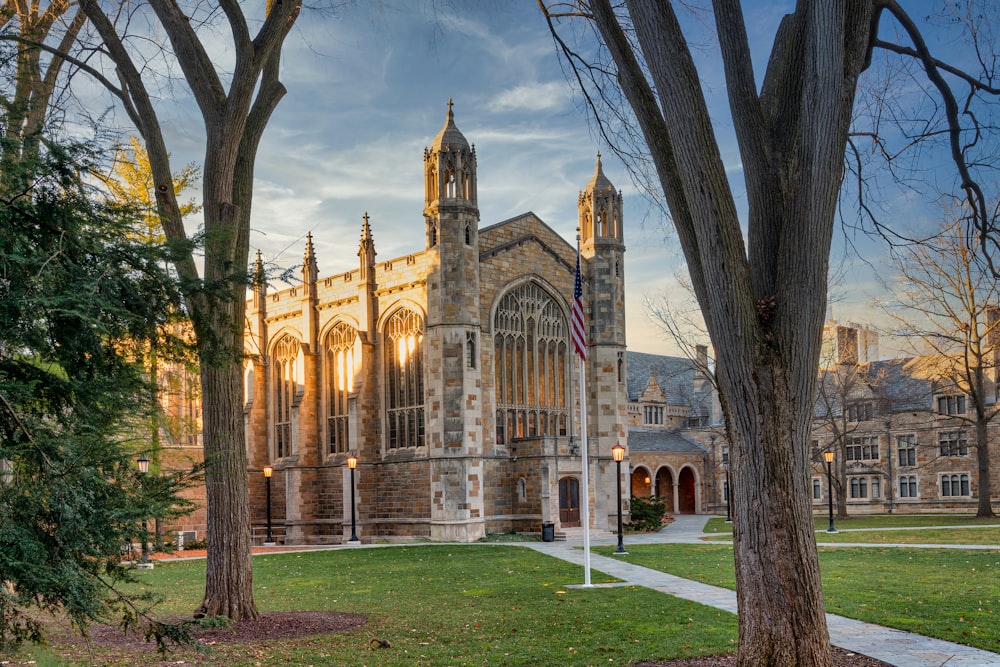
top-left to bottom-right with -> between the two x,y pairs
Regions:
704,514 -> 1000,535
593,543 -> 1000,654
20,545 -> 737,666
703,515 -> 1000,545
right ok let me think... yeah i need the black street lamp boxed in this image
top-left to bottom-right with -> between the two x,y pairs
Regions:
824,450 -> 837,533
262,465 -> 274,545
611,442 -> 627,555
347,453 -> 359,542
724,462 -> 732,523
136,455 -> 153,569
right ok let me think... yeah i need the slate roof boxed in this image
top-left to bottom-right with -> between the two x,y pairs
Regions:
814,357 -> 932,418
626,351 -> 713,417
628,428 -> 708,455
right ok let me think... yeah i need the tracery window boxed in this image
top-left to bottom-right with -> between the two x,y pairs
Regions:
385,309 -> 425,449
325,322 -> 357,455
271,334 -> 299,459
493,282 -> 568,445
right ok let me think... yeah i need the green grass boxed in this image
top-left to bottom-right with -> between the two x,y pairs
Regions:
703,515 -> 1000,544
593,543 -> 1000,653
704,514 -> 999,535
813,527 -> 1000,544
30,545 -> 737,666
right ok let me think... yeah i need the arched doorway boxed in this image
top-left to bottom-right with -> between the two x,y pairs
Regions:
630,467 -> 652,497
558,477 -> 580,526
678,467 -> 697,513
655,468 -> 675,513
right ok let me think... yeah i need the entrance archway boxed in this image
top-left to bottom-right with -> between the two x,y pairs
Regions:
558,477 -> 580,526
630,467 -> 652,497
678,467 -> 697,513
655,467 -> 675,513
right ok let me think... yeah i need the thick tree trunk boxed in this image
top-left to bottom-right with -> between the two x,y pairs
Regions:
726,354 -> 831,666
191,273 -> 257,620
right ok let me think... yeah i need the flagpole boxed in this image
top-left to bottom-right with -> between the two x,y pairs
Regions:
572,231 -> 592,587
579,355 -> 592,587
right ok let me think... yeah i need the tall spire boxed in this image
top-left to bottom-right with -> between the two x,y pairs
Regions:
302,232 -> 318,284
358,212 -> 376,281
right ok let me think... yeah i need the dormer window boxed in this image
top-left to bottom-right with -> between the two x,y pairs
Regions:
937,394 -> 966,415
846,401 -> 875,422
643,405 -> 664,425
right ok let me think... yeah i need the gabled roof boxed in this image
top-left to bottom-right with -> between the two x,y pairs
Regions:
626,351 -> 713,418
814,357 -> 932,418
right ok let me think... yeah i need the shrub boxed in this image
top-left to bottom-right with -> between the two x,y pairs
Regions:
627,495 -> 667,532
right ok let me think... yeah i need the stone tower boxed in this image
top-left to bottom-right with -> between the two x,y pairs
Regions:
422,100 -> 486,541
578,153 -> 628,529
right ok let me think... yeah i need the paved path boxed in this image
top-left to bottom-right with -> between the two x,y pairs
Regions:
527,515 -> 1000,667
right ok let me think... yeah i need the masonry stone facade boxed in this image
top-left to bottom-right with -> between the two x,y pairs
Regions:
242,104 -> 629,544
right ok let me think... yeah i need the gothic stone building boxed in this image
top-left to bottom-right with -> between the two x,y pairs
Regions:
242,105 -> 629,544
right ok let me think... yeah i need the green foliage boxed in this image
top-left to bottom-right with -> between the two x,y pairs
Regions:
627,494 -> 667,532
0,138 -> 197,648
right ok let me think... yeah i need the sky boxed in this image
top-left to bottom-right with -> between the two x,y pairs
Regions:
117,0 -> 981,359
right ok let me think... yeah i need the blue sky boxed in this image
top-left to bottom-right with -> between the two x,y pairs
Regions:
144,0 -> 974,358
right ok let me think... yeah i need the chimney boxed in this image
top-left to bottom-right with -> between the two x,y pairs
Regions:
836,326 -> 858,366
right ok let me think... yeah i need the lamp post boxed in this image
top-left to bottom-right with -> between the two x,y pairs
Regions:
724,461 -> 732,523
136,455 -> 153,569
347,453 -> 359,542
611,442 -> 627,555
823,450 -> 837,533
262,465 -> 274,545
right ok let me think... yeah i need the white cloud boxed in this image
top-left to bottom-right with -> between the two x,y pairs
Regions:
488,82 -> 571,113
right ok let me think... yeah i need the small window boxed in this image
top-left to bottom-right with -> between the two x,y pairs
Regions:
846,436 -> 879,461
812,478 -> 822,500
941,473 -> 970,497
465,222 -> 472,245
937,394 -> 966,415
846,401 -> 875,422
896,434 -> 917,467
939,431 -> 969,456
643,405 -> 664,425
466,331 -> 477,369
899,475 -> 918,498
849,477 -> 868,498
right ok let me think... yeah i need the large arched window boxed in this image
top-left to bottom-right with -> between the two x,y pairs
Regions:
325,322 -> 357,455
384,309 -> 425,449
493,282 -> 568,445
271,334 -> 299,458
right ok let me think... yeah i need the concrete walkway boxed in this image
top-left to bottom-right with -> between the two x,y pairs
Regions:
527,515 -> 1000,667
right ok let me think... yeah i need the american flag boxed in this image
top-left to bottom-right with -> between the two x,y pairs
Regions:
572,251 -> 586,360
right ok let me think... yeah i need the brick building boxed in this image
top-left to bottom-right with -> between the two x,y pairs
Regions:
240,104 -> 629,544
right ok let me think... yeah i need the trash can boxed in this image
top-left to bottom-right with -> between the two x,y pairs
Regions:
541,521 -> 555,542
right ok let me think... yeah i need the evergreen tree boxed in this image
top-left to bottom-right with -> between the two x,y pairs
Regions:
0,139 -> 195,648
